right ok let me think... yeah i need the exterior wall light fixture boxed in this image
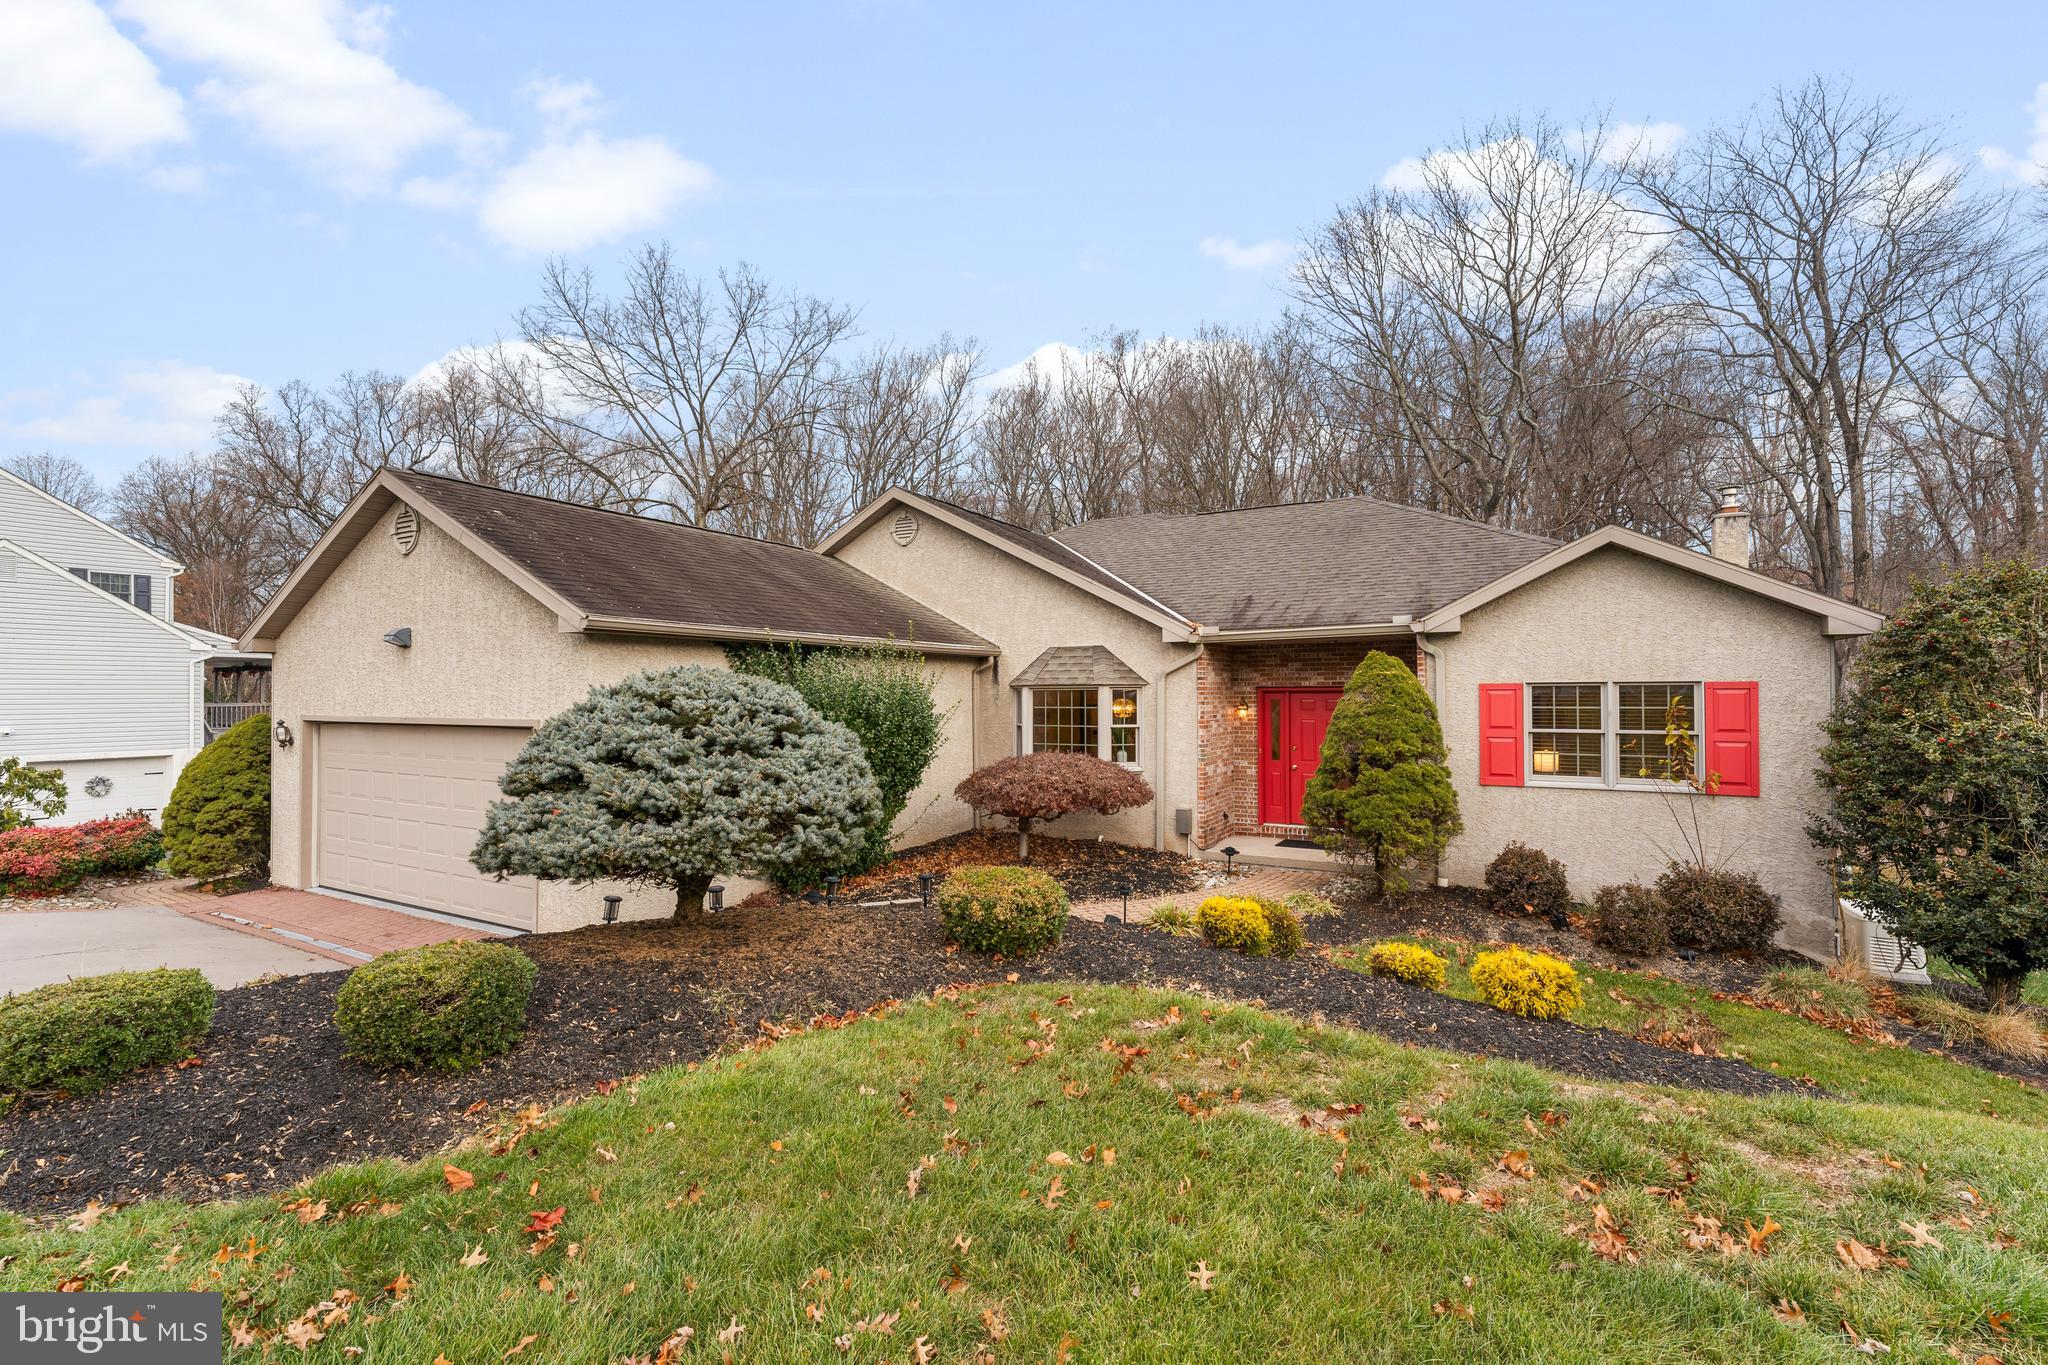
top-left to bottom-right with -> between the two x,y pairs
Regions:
274,720 -> 296,749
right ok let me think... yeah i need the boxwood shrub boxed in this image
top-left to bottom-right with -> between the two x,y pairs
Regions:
0,968 -> 214,1092
936,865 -> 1068,955
334,940 -> 538,1071
1590,882 -> 1671,957
1656,863 -> 1782,956
1484,842 -> 1573,925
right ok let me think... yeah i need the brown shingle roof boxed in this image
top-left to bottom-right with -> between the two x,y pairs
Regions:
1009,645 -> 1148,689
1052,498 -> 1557,633
392,471 -> 994,652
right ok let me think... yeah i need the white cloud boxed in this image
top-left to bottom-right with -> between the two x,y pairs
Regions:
524,76 -> 601,131
1980,82 -> 2048,186
1596,120 -> 1686,165
479,133 -> 716,253
0,0 -> 187,159
114,0 -> 498,191
979,341 -> 1091,394
2,360 -> 250,449
1197,235 -> 1298,271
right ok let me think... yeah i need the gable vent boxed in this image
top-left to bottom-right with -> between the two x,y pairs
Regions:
393,504 -> 420,555
890,509 -> 918,547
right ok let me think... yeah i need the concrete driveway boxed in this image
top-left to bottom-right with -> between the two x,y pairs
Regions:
1,905 -> 341,994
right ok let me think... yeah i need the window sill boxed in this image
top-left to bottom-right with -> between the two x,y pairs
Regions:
1525,777 -> 1609,791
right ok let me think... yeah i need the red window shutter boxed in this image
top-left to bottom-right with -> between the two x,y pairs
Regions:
1477,683 -> 1524,787
1701,681 -> 1760,797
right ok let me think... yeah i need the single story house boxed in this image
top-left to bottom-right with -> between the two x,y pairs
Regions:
246,473 -> 1880,956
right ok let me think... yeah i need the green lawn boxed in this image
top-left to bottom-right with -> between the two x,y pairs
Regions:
5,983 -> 2045,1362
1335,935 -> 2048,1124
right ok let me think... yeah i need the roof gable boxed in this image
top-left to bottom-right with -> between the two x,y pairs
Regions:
0,466 -> 182,571
1010,645 -> 1148,688
242,471 -> 995,655
817,490 -> 1191,632
1415,526 -> 1884,637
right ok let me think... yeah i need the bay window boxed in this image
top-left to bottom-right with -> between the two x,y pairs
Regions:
1018,685 -> 1142,767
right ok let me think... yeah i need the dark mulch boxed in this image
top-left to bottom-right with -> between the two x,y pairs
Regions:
1305,883 -> 1807,995
836,830 -> 1202,904
0,903 -> 1807,1218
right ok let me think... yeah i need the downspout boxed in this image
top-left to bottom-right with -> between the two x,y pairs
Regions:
1413,628 -> 1448,886
1156,642 -> 1205,853
969,654 -> 996,831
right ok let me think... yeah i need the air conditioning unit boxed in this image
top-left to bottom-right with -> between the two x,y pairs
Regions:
1837,899 -> 1931,984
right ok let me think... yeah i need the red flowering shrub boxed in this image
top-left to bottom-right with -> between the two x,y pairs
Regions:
953,753 -> 1153,860
0,814 -> 164,897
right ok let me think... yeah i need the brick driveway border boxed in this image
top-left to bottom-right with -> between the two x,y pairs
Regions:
98,878 -> 495,965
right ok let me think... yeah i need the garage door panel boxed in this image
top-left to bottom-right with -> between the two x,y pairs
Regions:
317,723 -> 536,929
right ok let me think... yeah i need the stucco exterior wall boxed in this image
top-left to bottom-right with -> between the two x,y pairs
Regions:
832,511 -> 1202,851
1431,545 -> 1840,958
269,504 -> 978,931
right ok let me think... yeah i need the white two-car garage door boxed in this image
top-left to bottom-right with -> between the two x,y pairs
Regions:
316,723 -> 538,930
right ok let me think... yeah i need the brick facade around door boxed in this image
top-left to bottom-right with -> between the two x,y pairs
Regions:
1193,636 -> 1422,847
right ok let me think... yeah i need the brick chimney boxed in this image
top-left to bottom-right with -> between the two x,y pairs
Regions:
1710,487 -> 1751,568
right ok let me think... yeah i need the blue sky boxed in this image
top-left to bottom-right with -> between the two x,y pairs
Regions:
4,0 -> 2046,484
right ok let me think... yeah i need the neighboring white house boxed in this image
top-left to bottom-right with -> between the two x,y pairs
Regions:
0,467 -> 266,822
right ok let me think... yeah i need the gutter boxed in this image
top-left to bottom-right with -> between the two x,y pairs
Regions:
1192,621 -> 1412,643
573,614 -> 1000,658
1157,644 -> 1205,853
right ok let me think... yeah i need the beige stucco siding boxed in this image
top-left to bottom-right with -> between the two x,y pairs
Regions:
1431,545 -> 1839,957
270,504 -> 978,931
833,512 -> 1202,850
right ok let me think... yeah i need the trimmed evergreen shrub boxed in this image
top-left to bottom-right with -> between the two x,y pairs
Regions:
1471,947 -> 1582,1020
1811,560 -> 2048,1006
1484,843 -> 1572,926
935,866 -> 1068,955
729,642 -> 948,890
334,940 -> 538,1071
0,968 -> 213,1092
1365,941 -> 1448,990
473,667 -> 881,921
1589,882 -> 1670,957
1260,898 -> 1305,958
1655,864 -> 1781,956
953,754 -> 1153,860
1300,651 -> 1460,896
1196,895 -> 1274,956
163,713 -> 271,883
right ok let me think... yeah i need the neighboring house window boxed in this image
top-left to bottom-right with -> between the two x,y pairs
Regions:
72,569 -> 149,611
1018,686 -> 1143,766
1528,681 -> 1700,787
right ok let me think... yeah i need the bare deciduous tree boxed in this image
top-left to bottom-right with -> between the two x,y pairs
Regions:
3,452 -> 107,515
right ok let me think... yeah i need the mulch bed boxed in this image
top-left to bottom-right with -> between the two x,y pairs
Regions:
835,830 -> 1203,904
1305,883 -> 1805,995
0,902 -> 1810,1219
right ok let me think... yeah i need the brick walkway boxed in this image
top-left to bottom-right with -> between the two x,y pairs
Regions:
1069,866 -> 1337,924
99,879 -> 492,965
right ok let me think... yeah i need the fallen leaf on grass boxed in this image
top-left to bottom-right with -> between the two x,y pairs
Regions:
1836,1238 -> 1889,1273
1187,1261 -> 1217,1291
443,1165 -> 475,1192
717,1318 -> 745,1345
1842,1320 -> 1891,1354
1431,1300 -> 1475,1321
1899,1220 -> 1944,1249
1745,1217 -> 1781,1255
67,1200 -> 108,1232
1496,1150 -> 1533,1181
1772,1298 -> 1805,1325
384,1271 -> 414,1298
1042,1174 -> 1067,1209
459,1245 -> 489,1269
503,1334 -> 539,1358
1045,1151 -> 1074,1167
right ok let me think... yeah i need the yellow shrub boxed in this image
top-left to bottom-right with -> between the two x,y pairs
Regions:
1365,941 -> 1447,990
1470,946 -> 1582,1020
1197,895 -> 1274,956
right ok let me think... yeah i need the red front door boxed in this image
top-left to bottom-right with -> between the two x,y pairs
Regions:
1257,688 -> 1343,826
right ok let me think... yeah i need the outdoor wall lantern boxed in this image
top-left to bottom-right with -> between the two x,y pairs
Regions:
383,627 -> 413,649
603,894 -> 622,925
1531,748 -> 1560,775
1234,702 -> 1251,721
708,884 -> 725,913
273,720 -> 296,749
